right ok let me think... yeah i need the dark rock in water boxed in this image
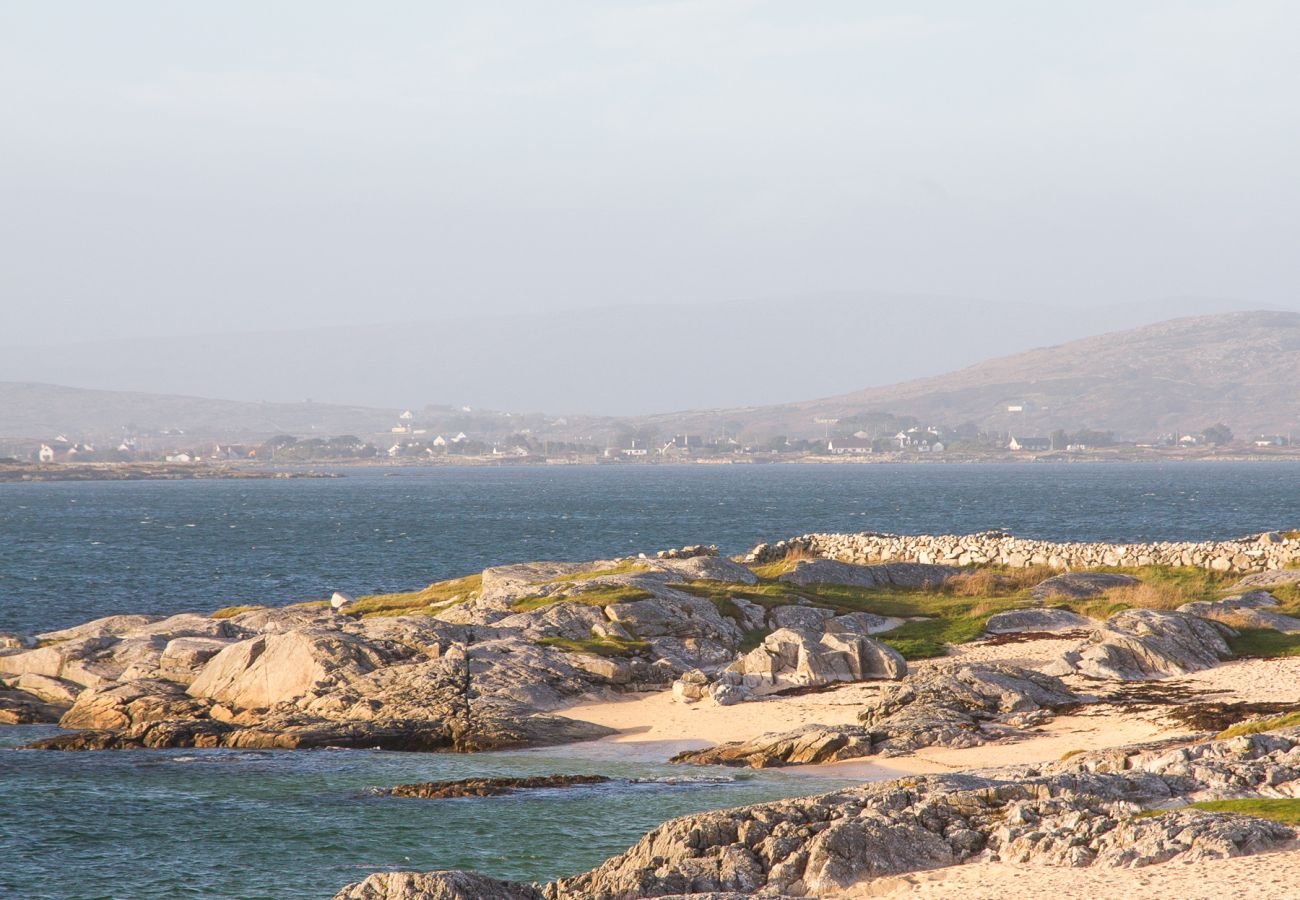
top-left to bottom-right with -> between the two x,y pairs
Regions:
383,774 -> 611,799
671,725 -> 876,768
334,870 -> 542,900
1031,571 -> 1138,600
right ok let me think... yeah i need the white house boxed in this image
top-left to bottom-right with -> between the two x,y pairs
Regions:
1008,436 -> 1051,452
432,435 -> 448,447
827,438 -> 873,455
38,444 -> 54,463
399,409 -> 414,421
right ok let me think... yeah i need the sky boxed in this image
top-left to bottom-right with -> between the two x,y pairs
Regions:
2,1 -> 1298,352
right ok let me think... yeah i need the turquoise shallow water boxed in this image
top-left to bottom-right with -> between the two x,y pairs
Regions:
0,725 -> 859,899
3,462 -> 1299,898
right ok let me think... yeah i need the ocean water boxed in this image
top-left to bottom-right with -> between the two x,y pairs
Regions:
3,462 -> 1299,635
0,725 -> 858,899
3,462 -> 1299,898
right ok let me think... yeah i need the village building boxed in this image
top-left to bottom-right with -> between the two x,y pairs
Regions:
827,437 -> 874,455
1008,436 -> 1051,451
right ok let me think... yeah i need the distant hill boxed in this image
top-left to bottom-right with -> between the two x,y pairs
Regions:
0,383 -> 399,440
0,294 -> 1268,416
642,311 -> 1300,439
4,311 -> 1297,445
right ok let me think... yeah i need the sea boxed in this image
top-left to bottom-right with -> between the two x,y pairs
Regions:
2,462 -> 1298,898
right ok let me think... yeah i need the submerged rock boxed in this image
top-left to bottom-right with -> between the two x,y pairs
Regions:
671,724 -> 876,768
382,774 -> 611,799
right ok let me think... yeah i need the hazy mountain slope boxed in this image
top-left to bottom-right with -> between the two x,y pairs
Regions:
0,383 -> 399,440
644,311 -> 1300,439
0,295 -> 1263,416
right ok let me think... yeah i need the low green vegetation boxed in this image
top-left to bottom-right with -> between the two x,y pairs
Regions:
747,559 -> 799,581
670,563 -> 1261,661
347,574 -> 483,618
672,579 -> 1022,660
536,635 -> 649,657
1227,628 -> 1300,659
508,584 -> 655,613
1141,799 -> 1300,826
876,616 -> 989,660
540,561 -> 649,584
211,604 -> 260,619
1216,710 -> 1300,739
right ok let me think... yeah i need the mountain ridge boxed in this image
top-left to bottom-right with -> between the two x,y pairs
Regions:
2,311 -> 1297,442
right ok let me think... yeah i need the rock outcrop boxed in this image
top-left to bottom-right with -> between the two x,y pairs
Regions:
546,729 -> 1300,899
1046,609 -> 1235,680
984,608 -> 1093,634
335,871 -> 541,900
777,559 -> 962,590
674,664 -> 1082,768
1030,572 -> 1139,600
1180,592 -> 1300,633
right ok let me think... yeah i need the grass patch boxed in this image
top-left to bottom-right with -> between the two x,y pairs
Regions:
673,579 -> 1012,660
1142,799 -> 1300,826
877,616 -> 988,660
347,574 -> 483,618
540,561 -> 649,584
536,636 -> 650,657
509,584 -> 655,613
1059,748 -> 1086,761
1216,710 -> 1300,739
942,566 -> 1055,597
1228,628 -> 1300,659
212,605 -> 260,619
749,559 -> 798,581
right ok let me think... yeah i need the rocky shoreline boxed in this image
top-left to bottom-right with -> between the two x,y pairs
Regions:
4,529 -> 1300,897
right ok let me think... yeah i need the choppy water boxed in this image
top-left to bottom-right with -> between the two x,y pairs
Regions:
2,461 -> 1299,898
3,462 -> 1298,635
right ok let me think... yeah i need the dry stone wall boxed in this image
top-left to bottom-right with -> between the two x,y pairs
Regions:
747,530 -> 1299,574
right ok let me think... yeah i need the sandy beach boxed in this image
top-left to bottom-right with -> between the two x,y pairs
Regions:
847,847 -> 1300,898
560,636 -> 1300,895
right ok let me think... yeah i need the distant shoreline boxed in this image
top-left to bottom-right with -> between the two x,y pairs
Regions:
0,461 -> 337,483
4,450 -> 1300,483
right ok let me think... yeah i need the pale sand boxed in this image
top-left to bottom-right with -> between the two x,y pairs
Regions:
561,635 -> 1163,774
846,847 -> 1300,898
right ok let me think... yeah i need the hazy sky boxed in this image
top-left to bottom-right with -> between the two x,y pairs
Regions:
3,1 -> 1298,346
